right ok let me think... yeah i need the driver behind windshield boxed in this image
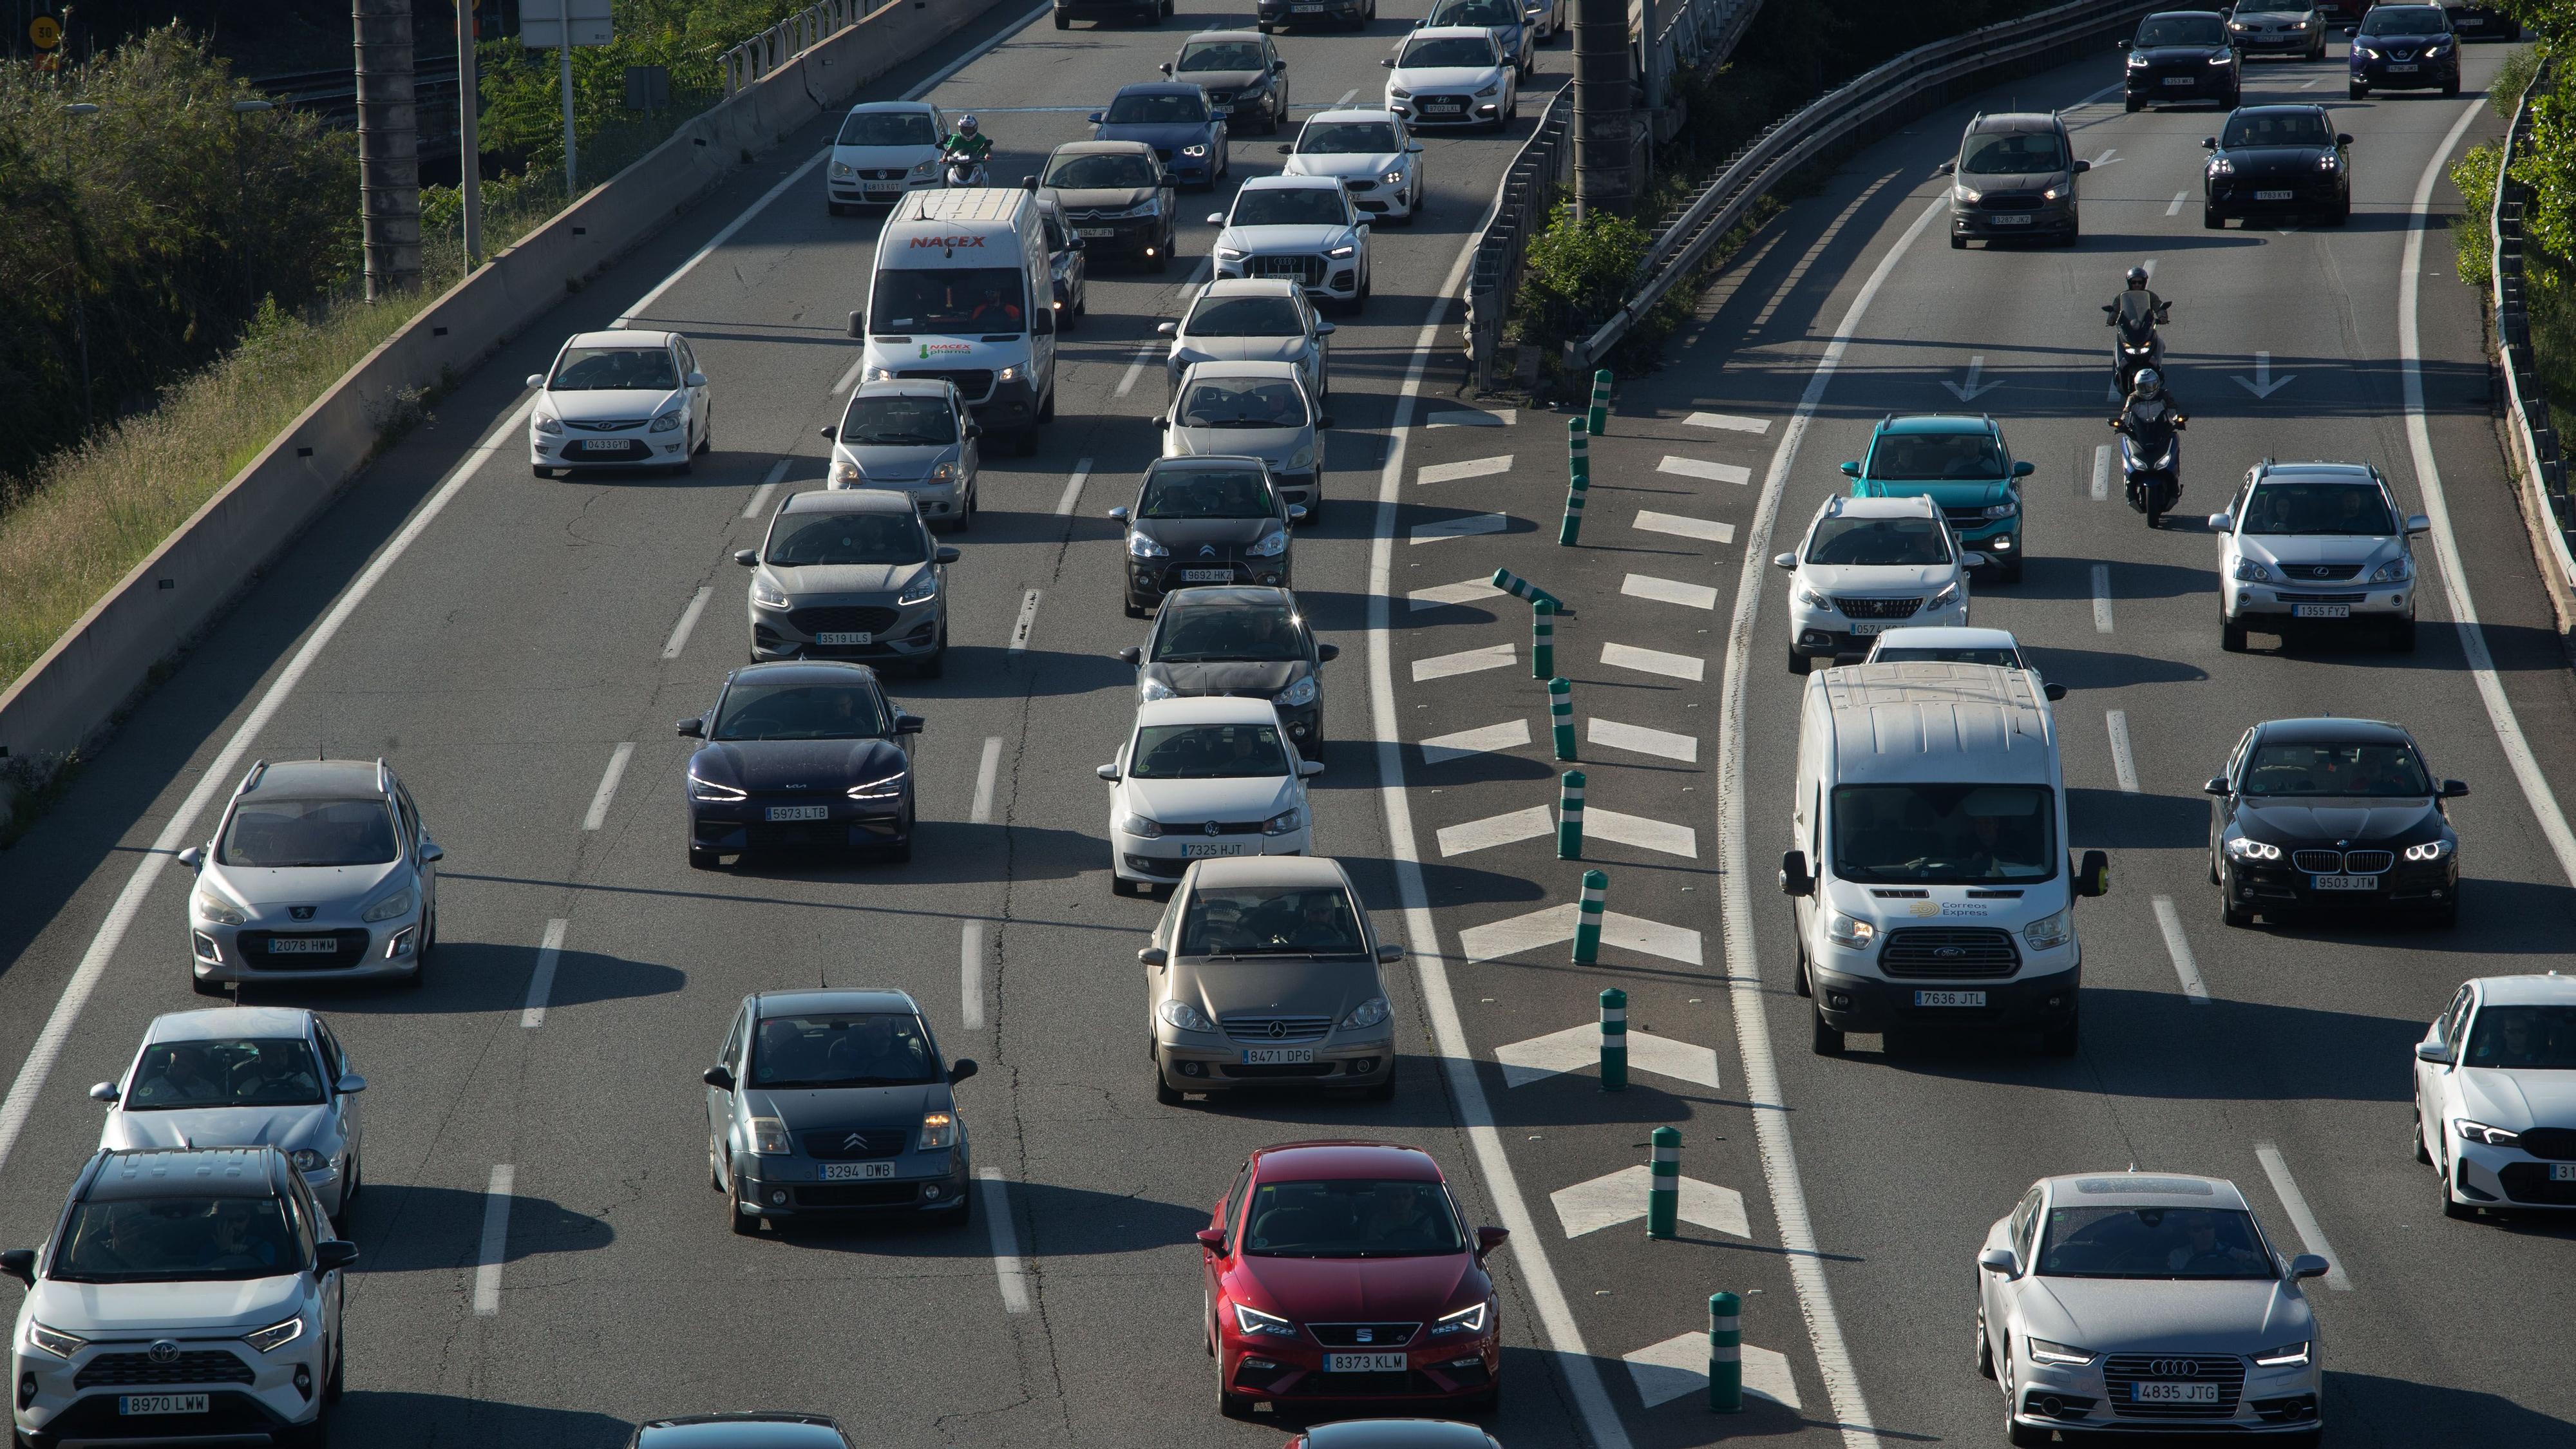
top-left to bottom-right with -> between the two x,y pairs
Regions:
1141,468 -> 1274,518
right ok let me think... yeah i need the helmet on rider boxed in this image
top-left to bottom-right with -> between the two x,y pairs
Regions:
2125,265 -> 2149,290
2134,368 -> 2163,399
959,115 -> 980,135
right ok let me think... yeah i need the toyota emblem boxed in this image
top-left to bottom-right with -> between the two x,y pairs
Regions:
1268,1020 -> 1288,1039
2147,1359 -> 2201,1379
147,1340 -> 180,1365
289,906 -> 316,921
1204,821 -> 1222,837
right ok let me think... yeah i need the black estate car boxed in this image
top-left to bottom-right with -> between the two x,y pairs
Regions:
2207,717 -> 2466,928
2204,105 -> 2352,228
2121,11 -> 2242,111
680,662 -> 923,869
1118,585 -> 1339,746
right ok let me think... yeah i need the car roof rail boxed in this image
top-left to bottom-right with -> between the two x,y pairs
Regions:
377,758 -> 394,798
238,760 -> 269,795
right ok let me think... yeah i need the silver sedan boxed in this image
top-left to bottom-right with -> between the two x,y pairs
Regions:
90,1007 -> 368,1221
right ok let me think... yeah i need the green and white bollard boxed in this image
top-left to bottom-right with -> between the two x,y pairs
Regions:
1489,567 -> 1565,612
1587,368 -> 1613,435
1646,1126 -> 1679,1232
1548,676 -> 1576,761
1557,771 -> 1586,860
1600,988 -> 1629,1092
1559,476 -> 1589,547
1567,417 -> 1591,484
1709,1292 -> 1743,1412
1532,599 -> 1555,679
1572,868 -> 1607,963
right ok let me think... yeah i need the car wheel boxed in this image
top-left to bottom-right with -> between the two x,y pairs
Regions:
728,1160 -> 760,1235
531,466 -> 553,479
2123,95 -> 2141,113
1015,426 -> 1041,457
2427,895 -> 2459,929
1055,10 -> 1069,25
276,1413 -> 328,1449
1466,1381 -> 1500,1415
2444,73 -> 2460,98
2414,1109 -> 2436,1166
1217,1358 -> 1253,1418
2440,1159 -> 2474,1220
1787,647 -> 1810,676
828,202 -> 851,216
2204,204 -> 2225,230
2325,195 -> 2350,226
1975,1305 -> 1995,1379
1154,1056 -> 1185,1106
2221,614 -> 2249,653
1810,999 -> 1843,1056
943,1184 -> 974,1227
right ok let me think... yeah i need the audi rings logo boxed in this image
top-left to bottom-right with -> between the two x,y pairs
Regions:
2146,1359 -> 2203,1379
147,1340 -> 180,1365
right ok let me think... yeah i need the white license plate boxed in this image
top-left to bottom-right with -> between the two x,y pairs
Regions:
2162,75 -> 2196,86
2553,1164 -> 2576,1182
2292,603 -> 2349,619
2387,62 -> 2418,72
269,938 -> 338,955
1077,226 -> 1115,238
1913,990 -> 1987,1008
2312,874 -> 2379,891
1181,568 -> 1233,582
1184,842 -> 1247,858
2256,189 -> 2294,201
819,1160 -> 896,1181
815,630 -> 873,645
1850,621 -> 1887,636
1987,213 -> 2032,225
2133,1381 -> 2221,1404
766,805 -> 831,822
120,1396 -> 209,1416
1327,1352 -> 1409,1373
1425,102 -> 1463,113
1243,1046 -> 1316,1065
1295,3 -> 1327,9
865,185 -> 903,195
575,439 -> 628,452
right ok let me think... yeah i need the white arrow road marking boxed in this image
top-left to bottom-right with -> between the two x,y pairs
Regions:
1413,641 -> 1517,681
1421,719 -> 1531,763
1589,717 -> 1698,762
1942,354 -> 2003,402
1460,904 -> 1703,966
1552,1166 -> 1750,1238
1634,509 -> 1736,545
1438,804 -> 1555,857
1625,1333 -> 1801,1410
2090,148 -> 2121,167
1494,1021 -> 1721,1089
1409,576 -> 1510,610
1419,454 -> 1514,484
1410,512 -> 1511,543
2235,350 -> 2297,399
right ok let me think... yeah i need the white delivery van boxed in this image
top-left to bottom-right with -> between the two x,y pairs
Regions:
1777,661 -> 2107,1059
852,189 -> 1057,455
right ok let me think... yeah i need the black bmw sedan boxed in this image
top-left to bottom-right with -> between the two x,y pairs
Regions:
2120,11 -> 2241,112
2204,104 -> 2351,228
1112,457 -> 1298,617
2207,717 -> 2465,927
680,661 -> 923,869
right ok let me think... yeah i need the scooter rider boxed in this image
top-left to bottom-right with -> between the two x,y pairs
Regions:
2105,265 -> 2168,331
2108,367 -> 2188,515
2103,265 -> 2170,388
941,114 -> 994,182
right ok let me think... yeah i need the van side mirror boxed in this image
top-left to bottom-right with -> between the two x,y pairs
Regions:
0,1249 -> 32,1286
948,1058 -> 979,1085
1139,946 -> 1168,966
2043,683 -> 2065,701
89,1082 -> 118,1104
677,717 -> 705,738
1935,160 -> 1955,175
2076,849 -> 2110,898
1474,1226 -> 1510,1260
1779,849 -> 1813,898
2415,1041 -> 2455,1065
2070,158 -> 2090,174
848,310 -> 865,338
1315,643 -> 1340,662
2289,1253 -> 2331,1282
314,1240 -> 360,1272
1034,307 -> 1055,336
1977,1247 -> 2017,1275
2011,460 -> 2035,477
702,1065 -> 734,1090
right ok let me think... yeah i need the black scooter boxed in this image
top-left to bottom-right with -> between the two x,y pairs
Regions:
2105,297 -> 2170,394
2111,413 -> 2186,527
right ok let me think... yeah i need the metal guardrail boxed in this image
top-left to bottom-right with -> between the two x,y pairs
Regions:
721,0 -> 882,95
1571,0 -> 2161,370
2487,58 -> 2576,587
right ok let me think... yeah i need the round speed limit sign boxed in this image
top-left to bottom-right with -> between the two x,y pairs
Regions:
29,15 -> 62,48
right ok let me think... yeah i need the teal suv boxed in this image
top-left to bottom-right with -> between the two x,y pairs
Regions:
1841,414 -> 2032,584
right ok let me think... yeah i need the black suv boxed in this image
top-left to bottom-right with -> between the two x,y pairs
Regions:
2203,105 -> 2353,228
2120,11 -> 2241,111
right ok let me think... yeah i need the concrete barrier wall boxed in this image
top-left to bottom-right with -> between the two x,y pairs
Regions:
0,0 -> 1015,784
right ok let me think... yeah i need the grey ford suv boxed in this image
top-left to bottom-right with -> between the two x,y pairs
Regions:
1944,111 -> 2089,249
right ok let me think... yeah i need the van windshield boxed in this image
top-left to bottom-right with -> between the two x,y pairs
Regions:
870,267 -> 1026,335
1831,783 -> 2056,884
1958,131 -> 2067,175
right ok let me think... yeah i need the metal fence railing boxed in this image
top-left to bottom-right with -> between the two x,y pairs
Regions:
720,0 -> 881,95
1646,0 -> 1761,106
2487,59 -> 2576,587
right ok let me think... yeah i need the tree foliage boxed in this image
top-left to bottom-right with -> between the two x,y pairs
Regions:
474,0 -> 800,176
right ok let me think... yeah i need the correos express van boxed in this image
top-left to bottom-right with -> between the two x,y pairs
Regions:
1778,661 -> 2107,1058
852,189 -> 1057,454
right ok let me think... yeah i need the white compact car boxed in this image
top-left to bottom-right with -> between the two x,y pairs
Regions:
1774,494 -> 1978,673
1208,175 -> 1372,312
826,100 -> 949,213
1097,696 -> 1322,895
91,1008 -> 368,1220
2210,460 -> 2427,654
527,330 -> 710,477
1381,25 -> 1517,130
1160,278 -> 1334,403
1278,108 -> 1426,223
2414,972 -> 2576,1218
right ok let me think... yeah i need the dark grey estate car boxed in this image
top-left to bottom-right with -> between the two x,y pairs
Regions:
1942,111 -> 2089,249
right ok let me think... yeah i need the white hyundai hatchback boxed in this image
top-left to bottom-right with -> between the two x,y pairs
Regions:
527,330 -> 710,477
1097,696 -> 1322,896
1774,495 -> 1978,674
1381,25 -> 1517,130
2414,972 -> 2576,1219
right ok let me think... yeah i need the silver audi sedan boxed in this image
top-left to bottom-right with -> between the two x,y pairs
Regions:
90,1008 -> 368,1220
1975,1173 -> 2327,1446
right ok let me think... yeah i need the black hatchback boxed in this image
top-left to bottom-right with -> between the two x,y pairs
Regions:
2206,717 -> 2466,928
679,662 -> 924,869
2203,105 -> 2352,227
2120,11 -> 2240,111
1112,457 -> 1300,616
1118,585 -> 1339,746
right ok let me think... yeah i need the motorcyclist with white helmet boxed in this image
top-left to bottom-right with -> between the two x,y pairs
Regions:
940,114 -> 993,185
2109,366 -> 2188,522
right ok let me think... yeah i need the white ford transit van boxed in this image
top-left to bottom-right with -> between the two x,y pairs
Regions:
1778,661 -> 2107,1058
851,189 -> 1057,454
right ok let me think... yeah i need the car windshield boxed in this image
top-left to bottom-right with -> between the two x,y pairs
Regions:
2463,1005 -> 2576,1069
1231,188 -> 1348,227
53,1197 -> 300,1283
1804,515 -> 1953,565
1298,120 -> 1399,154
2240,741 -> 2430,797
1181,886 -> 1365,955
1241,1179 -> 1466,1258
1188,296 -> 1305,337
750,1012 -> 938,1088
1130,722 -> 1293,779
1402,35 -> 1497,67
1430,0 -> 1520,25
2136,15 -> 2226,44
868,267 -> 1025,335
1180,377 -> 1309,429
840,394 -> 957,446
1141,468 -> 1276,519
1153,603 -> 1306,662
549,346 -> 677,391
1048,153 -> 1160,189
1832,783 -> 2057,884
1108,93 -> 1208,124
217,797 -> 398,868
2240,482 -> 2395,535
838,110 -> 939,146
1868,433 -> 2005,480
766,513 -> 930,567
1178,40 -> 1264,70
126,1039 -> 326,1110
2040,1206 -> 2275,1280
2222,111 -> 2333,148
1958,131 -> 2068,175
712,682 -> 889,741
1871,647 -> 2025,668
2359,6 -> 2445,35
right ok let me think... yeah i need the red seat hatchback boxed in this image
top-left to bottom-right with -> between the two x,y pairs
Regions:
1200,1141 -> 1508,1417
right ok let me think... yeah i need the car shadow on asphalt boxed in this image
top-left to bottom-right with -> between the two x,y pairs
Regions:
1335,854 -> 1551,909
325,1392 -> 631,1449
2069,786 -> 2208,850
344,1183 -> 612,1271
719,822 -> 1106,886
2014,555 -> 2213,601
2018,644 -> 2210,688
768,1179 -> 1208,1257
2323,1370 -> 2576,1443
903,646 -> 1135,698
2233,873 -> 2576,954
225,943 -> 683,1018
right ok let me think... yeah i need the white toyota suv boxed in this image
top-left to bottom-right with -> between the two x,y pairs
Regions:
2209,460 -> 2427,654
1774,495 -> 1978,674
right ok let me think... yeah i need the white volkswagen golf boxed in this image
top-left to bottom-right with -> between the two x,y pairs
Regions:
1097,696 -> 1321,895
1774,494 -> 1978,674
2415,972 -> 2576,1218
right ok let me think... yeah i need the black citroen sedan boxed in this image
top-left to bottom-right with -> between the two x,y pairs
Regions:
1118,585 -> 1339,746
2204,105 -> 2352,227
1112,457 -> 1300,617
679,661 -> 923,869
2207,717 -> 2465,928
2120,11 -> 2242,111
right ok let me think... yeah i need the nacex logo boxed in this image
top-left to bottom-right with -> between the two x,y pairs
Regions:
909,234 -> 987,248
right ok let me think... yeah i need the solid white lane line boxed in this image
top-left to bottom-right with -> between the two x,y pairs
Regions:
1659,455 -> 1752,485
1366,222 -> 1637,1449
1408,577 -> 1508,610
1115,339 -> 1159,398
1409,512 -> 1510,543
1634,509 -> 1736,545
1439,805 -> 1555,857
743,457 -> 790,518
829,351 -> 868,396
1602,641 -> 1705,682
2166,191 -> 2187,217
582,743 -> 635,831
971,735 -> 1003,825
2092,563 -> 2114,634
473,1164 -> 515,1314
1009,589 -> 1041,653
960,921 -> 986,1031
1590,717 -> 1698,762
1421,719 -> 1531,763
2105,710 -> 2139,794
661,586 -> 713,660
1686,411 -> 1770,434
2150,896 -> 2212,1005
618,150 -> 829,327
1419,455 -> 1514,485
1053,457 -> 1094,515
1624,573 -> 1719,610
1413,642 -> 1517,681
2139,257 -> 2157,279
978,1170 -> 1032,1312
2255,1143 -> 2352,1290
2091,442 -> 2111,502
1717,193 -> 1953,1449
2400,100 -> 2576,891
522,918 -> 569,1030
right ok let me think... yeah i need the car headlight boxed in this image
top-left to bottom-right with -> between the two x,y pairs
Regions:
2233,558 -> 2274,583
927,461 -> 958,486
1231,1302 -> 1298,1337
1262,807 -> 1302,836
2225,837 -> 2282,861
1120,811 -> 1165,839
2405,838 -> 2454,862
2455,1119 -> 2522,1146
2208,156 -> 2235,177
831,161 -> 856,178
2371,557 -> 2410,583
1285,445 -> 1315,473
1383,169 -> 1405,185
847,770 -> 907,802
2356,43 -> 2380,58
2291,18 -> 2309,28
193,888 -> 248,926
1249,530 -> 1289,558
750,576 -> 790,609
1110,200 -> 1162,219
243,1316 -> 305,1354
688,772 -> 748,802
359,887 -> 415,923
1338,996 -> 1390,1030
1216,245 -> 1248,261
1429,1299 -> 1491,1336
833,459 -> 864,486
1276,676 -> 1318,708
2425,39 -> 2450,54
2208,51 -> 2233,64
1327,243 -> 1356,258
1825,912 -> 1875,949
911,158 -> 936,176
289,1148 -> 325,1172
533,412 -> 563,435
1927,582 -> 1960,611
24,1322 -> 86,1359
896,569 -> 940,606
1181,143 -> 1208,157
651,410 -> 684,432
1797,585 -> 1832,611
2041,186 -> 2061,202
2027,1338 -> 2096,1367
1159,998 -> 1215,1032
2253,1341 -> 2311,1367
1389,87 -> 1412,100
918,1110 -> 956,1150
2228,19 -> 2249,30
750,1116 -> 791,1155
1138,677 -> 1177,703
1954,184 -> 1982,204
2317,153 -> 2340,172
2126,52 -> 2148,66
1475,82 -> 1500,97
996,365 -> 1022,384
1128,532 -> 1170,558
1982,501 -> 2018,518
2022,906 -> 2073,952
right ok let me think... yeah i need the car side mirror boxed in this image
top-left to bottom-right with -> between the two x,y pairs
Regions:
947,1057 -> 978,1085
1157,321 -> 1179,336
2415,1041 -> 2455,1065
1316,320 -> 1337,335
1034,308 -> 1055,336
2011,460 -> 2035,477
0,1249 -> 33,1286
1299,760 -> 1325,778
176,846 -> 204,869
1272,58 -> 1287,72
2289,1253 -> 2331,1282
1474,1225 -> 1510,1260
1157,62 -> 1173,75
2076,849 -> 2110,899
1140,946 -> 1169,967
1117,646 -> 1144,665
2207,512 -> 2233,533
1381,57 -> 1397,67
1206,212 -> 1226,224
2406,513 -> 2432,535
702,1065 -> 734,1090
1195,1227 -> 1227,1253
894,715 -> 925,735
1977,1246 -> 2018,1275
1287,504 -> 1309,522
2043,683 -> 2066,702
89,1082 -> 118,1104
2115,37 -> 2131,49
1313,412 -> 1335,429
1022,174 -> 1038,190
1088,110 -> 1106,123
1772,552 -> 1799,571
2202,137 -> 2218,150
2070,158 -> 2090,174
966,422 -> 983,439
734,549 -> 759,566
314,1240 -> 360,1272
420,843 -> 444,864
936,545 -> 961,564
848,310 -> 865,338
2204,776 -> 2230,796
685,371 -> 708,388
1779,849 -> 1812,898
1097,763 -> 1121,782
1964,553 -> 1990,571
1934,160 -> 1955,175
1838,461 -> 1860,478
1377,943 -> 1404,963
336,1074 -> 367,1095
1276,143 -> 1294,155
1406,142 -> 1423,153
2442,779 -> 2470,799
818,426 -> 837,442
1108,506 -> 1132,524
525,373 -> 547,390
2338,133 -> 2354,147
2340,25 -> 2356,36
1155,417 -> 1171,430
677,717 -> 705,738
1316,643 -> 1340,663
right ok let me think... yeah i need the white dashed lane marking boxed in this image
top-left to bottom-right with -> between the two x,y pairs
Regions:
2255,1142 -> 2352,1290
1623,573 -> 1718,611
1582,807 -> 1698,858
1602,641 -> 1706,682
582,743 -> 634,831
1418,455 -> 1514,485
1589,717 -> 1698,762
1685,411 -> 1770,435
661,587 -> 712,660
1634,509 -> 1736,545
521,918 -> 569,1030
1657,455 -> 1752,486
1414,643 -> 1518,681
473,1164 -> 515,1315
2092,563 -> 2114,633
1421,719 -> 1531,763
1438,805 -> 1555,857
2152,895 -> 2213,1006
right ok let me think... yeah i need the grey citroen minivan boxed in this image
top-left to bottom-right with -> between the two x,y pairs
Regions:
1942,111 -> 2090,249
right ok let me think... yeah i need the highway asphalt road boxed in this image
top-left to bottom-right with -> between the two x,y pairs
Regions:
1,6 -> 2570,1449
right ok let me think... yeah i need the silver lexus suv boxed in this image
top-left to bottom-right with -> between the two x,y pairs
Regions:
180,759 -> 442,993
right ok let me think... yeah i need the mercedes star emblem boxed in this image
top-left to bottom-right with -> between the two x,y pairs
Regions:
1268,1020 -> 1287,1038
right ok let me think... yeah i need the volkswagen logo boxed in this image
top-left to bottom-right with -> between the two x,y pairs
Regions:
1204,821 -> 1222,837
147,1340 -> 180,1365
1268,1020 -> 1288,1039
289,906 -> 316,921
2147,1359 -> 2201,1379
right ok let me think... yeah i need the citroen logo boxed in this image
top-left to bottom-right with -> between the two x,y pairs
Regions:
2147,1359 -> 2201,1379
1205,821 -> 1223,837
289,906 -> 316,921
1198,545 -> 1218,557
842,1133 -> 868,1151
147,1340 -> 180,1365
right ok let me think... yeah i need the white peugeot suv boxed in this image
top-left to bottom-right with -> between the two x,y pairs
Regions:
1774,494 -> 1978,674
2209,460 -> 2427,654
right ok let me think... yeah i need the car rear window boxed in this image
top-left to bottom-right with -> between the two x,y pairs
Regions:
218,797 -> 398,868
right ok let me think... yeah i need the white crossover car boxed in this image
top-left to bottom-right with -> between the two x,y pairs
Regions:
1977,1172 -> 2328,1446
2210,460 -> 2427,653
1098,695 -> 1322,895
1381,26 -> 1517,130
1208,175 -> 1372,312
527,329 -> 710,477
2415,972 -> 2576,1218
91,1008 -> 368,1220
1774,494 -> 1978,673
1279,108 -> 1426,223
826,100 -> 949,214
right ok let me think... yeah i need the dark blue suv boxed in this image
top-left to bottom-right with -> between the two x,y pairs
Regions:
2346,4 -> 2459,98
